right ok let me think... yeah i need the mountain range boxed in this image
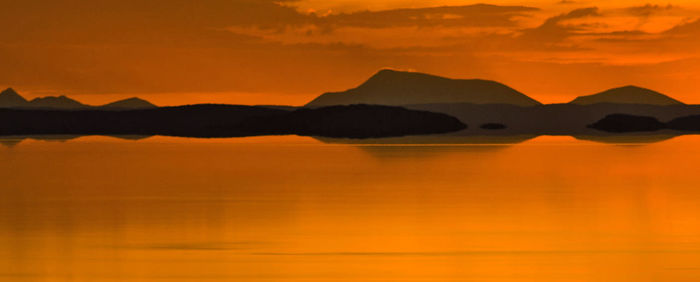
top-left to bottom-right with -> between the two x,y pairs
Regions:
0,88 -> 156,110
306,69 -> 541,107
306,69 -> 683,108
301,69 -> 700,135
2,69 -> 699,138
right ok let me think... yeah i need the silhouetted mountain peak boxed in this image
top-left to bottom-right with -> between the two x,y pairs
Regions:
102,97 -> 157,109
0,88 -> 29,107
306,69 -> 541,107
1,88 -> 21,97
570,85 -> 683,106
360,69 -> 449,88
29,95 -> 87,109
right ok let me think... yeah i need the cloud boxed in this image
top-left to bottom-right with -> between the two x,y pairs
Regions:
664,18 -> 700,36
557,0 -> 578,5
624,4 -> 676,18
313,4 -> 539,29
0,0 -> 309,44
519,7 -> 600,42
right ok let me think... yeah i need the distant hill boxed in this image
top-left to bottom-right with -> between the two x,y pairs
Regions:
0,88 -> 157,110
29,95 -> 87,109
0,88 -> 29,107
101,97 -> 157,110
569,86 -> 683,106
306,69 -> 541,107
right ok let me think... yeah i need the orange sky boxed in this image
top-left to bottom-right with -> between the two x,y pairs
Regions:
2,0 -> 700,106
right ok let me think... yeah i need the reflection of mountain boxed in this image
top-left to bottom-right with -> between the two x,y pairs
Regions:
314,132 -> 537,159
306,69 -> 541,107
0,137 -> 23,148
0,88 -> 157,110
573,133 -> 679,144
314,132 -> 536,145
355,145 -> 515,159
0,135 -> 154,148
570,86 -> 683,106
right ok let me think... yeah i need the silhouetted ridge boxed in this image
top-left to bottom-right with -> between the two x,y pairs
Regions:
102,97 -> 157,109
29,95 -> 87,109
0,88 -> 157,110
570,86 -> 683,106
306,69 -> 541,107
0,88 -> 29,107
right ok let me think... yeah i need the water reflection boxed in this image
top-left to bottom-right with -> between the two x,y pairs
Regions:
0,135 -> 153,148
2,135 -> 700,281
573,132 -> 680,144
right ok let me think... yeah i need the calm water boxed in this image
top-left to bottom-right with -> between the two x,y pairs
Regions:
2,135 -> 700,281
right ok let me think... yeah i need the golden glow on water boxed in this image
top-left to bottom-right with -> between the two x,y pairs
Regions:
2,135 -> 700,281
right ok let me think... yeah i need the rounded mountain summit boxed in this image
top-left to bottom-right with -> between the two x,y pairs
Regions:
569,86 -> 683,106
306,69 -> 541,107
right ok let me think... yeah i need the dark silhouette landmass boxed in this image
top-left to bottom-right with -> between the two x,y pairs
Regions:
569,86 -> 683,106
0,104 -> 465,139
667,115 -> 700,131
407,103 -> 700,135
28,95 -> 87,109
306,69 -> 541,107
102,98 -> 157,110
5,69 -> 700,141
0,88 -> 157,110
588,114 -> 666,132
589,114 -> 700,133
480,123 -> 506,130
241,104 -> 466,138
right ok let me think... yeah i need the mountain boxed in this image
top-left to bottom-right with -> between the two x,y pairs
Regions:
306,69 -> 541,107
569,86 -> 683,106
0,88 -> 29,107
29,96 -> 87,109
101,97 -> 157,110
0,88 -> 157,110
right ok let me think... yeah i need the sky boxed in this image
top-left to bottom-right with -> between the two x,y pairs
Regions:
2,0 -> 700,106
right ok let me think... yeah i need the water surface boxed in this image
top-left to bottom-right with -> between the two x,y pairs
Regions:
2,135 -> 700,281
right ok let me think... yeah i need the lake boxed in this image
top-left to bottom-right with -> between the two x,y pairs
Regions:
1,134 -> 700,281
